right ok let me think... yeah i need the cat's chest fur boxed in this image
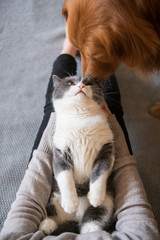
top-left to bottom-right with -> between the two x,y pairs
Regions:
53,107 -> 113,183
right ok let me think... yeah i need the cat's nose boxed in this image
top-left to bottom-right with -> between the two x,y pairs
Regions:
78,84 -> 85,90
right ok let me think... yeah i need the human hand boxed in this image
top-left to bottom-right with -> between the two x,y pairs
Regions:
61,23 -> 78,58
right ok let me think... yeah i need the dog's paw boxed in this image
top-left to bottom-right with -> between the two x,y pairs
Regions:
39,217 -> 57,235
61,193 -> 79,214
88,190 -> 105,207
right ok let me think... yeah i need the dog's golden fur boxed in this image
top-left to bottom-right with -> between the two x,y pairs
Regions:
63,0 -> 160,78
62,0 -> 160,118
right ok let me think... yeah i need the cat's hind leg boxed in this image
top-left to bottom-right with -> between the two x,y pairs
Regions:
39,217 -> 58,235
80,193 -> 113,234
39,202 -> 58,235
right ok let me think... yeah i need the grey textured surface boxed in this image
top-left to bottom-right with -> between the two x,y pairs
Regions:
0,0 -> 160,232
116,65 -> 160,230
0,0 -> 65,230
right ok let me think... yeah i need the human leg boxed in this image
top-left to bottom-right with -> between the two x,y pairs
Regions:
103,74 -> 133,154
29,40 -> 77,160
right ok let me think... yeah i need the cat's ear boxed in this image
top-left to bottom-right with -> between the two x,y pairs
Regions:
52,75 -> 62,88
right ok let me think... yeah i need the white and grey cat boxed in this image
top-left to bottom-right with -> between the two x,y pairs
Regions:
39,75 -> 115,235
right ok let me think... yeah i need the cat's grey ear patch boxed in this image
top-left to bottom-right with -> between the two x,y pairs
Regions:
52,75 -> 62,88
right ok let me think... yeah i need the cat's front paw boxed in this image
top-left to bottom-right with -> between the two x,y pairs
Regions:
88,190 -> 105,207
39,217 -> 57,235
61,194 -> 79,214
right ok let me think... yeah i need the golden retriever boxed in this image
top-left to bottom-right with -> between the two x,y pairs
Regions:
62,0 -> 160,118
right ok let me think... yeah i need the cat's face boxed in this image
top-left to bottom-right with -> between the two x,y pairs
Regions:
52,75 -> 104,105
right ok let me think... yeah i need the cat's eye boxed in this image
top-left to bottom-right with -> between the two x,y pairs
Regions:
67,81 -> 75,85
84,82 -> 93,86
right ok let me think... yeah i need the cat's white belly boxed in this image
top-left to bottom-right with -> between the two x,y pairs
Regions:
54,114 -> 113,183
